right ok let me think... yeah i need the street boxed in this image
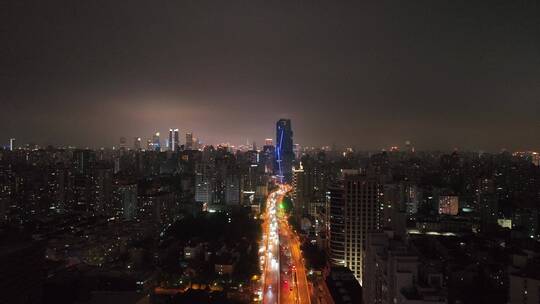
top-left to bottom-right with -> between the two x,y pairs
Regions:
260,185 -> 310,304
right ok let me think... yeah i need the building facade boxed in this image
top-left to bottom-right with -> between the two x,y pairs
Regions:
329,170 -> 382,284
275,119 -> 294,183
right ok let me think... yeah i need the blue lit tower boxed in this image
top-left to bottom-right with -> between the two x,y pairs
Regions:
275,119 -> 294,183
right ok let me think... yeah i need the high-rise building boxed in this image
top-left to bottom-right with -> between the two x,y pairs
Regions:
477,178 -> 498,233
195,171 -> 212,205
275,119 -> 294,183
152,132 -> 161,152
133,137 -> 142,150
405,140 -> 415,153
261,144 -> 275,174
142,192 -> 176,223
186,132 -> 193,150
9,138 -> 15,151
73,149 -> 95,176
118,183 -> 138,220
292,163 -> 307,219
329,170 -> 382,285
119,137 -> 127,149
532,152 -> 540,167
225,175 -> 240,205
293,143 -> 301,160
93,166 -> 113,213
168,129 -> 179,151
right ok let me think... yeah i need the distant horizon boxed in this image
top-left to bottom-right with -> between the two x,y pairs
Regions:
3,137 -> 539,154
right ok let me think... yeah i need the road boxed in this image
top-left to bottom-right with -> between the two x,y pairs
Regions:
279,217 -> 310,304
261,190 -> 280,304
260,185 -> 310,304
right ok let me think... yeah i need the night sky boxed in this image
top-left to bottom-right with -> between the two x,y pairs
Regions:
1,1 -> 539,150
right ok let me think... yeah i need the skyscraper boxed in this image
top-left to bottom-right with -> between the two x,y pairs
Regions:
119,136 -> 127,150
73,149 -> 95,176
477,178 -> 498,233
275,119 -> 294,183
292,163 -> 307,219
186,132 -> 193,150
168,129 -> 173,151
118,183 -> 138,220
168,129 -> 179,151
152,132 -> 161,152
261,143 -> 275,174
9,138 -> 15,151
329,170 -> 382,285
133,137 -> 142,150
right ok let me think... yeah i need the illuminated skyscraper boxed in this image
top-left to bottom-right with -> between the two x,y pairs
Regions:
261,143 -> 275,174
275,119 -> 294,183
329,170 -> 382,285
292,164 -> 307,218
168,129 -> 179,151
9,138 -> 15,151
152,132 -> 161,152
133,137 -> 142,150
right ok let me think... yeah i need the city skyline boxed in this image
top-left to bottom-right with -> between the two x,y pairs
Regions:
2,118 -> 538,153
3,2 -> 540,304
2,2 -> 540,151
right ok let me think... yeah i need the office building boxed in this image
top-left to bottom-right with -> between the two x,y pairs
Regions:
225,175 -> 240,205
9,138 -> 15,151
118,183 -> 138,220
133,137 -> 142,150
477,178 -> 498,233
168,129 -> 179,151
186,132 -> 193,150
292,163 -> 307,219
329,170 -> 382,284
93,166 -> 113,213
73,149 -> 95,176
532,152 -> 540,167
275,118 -> 294,183
195,170 -> 212,205
293,143 -> 301,160
261,143 -> 275,174
152,132 -> 161,152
